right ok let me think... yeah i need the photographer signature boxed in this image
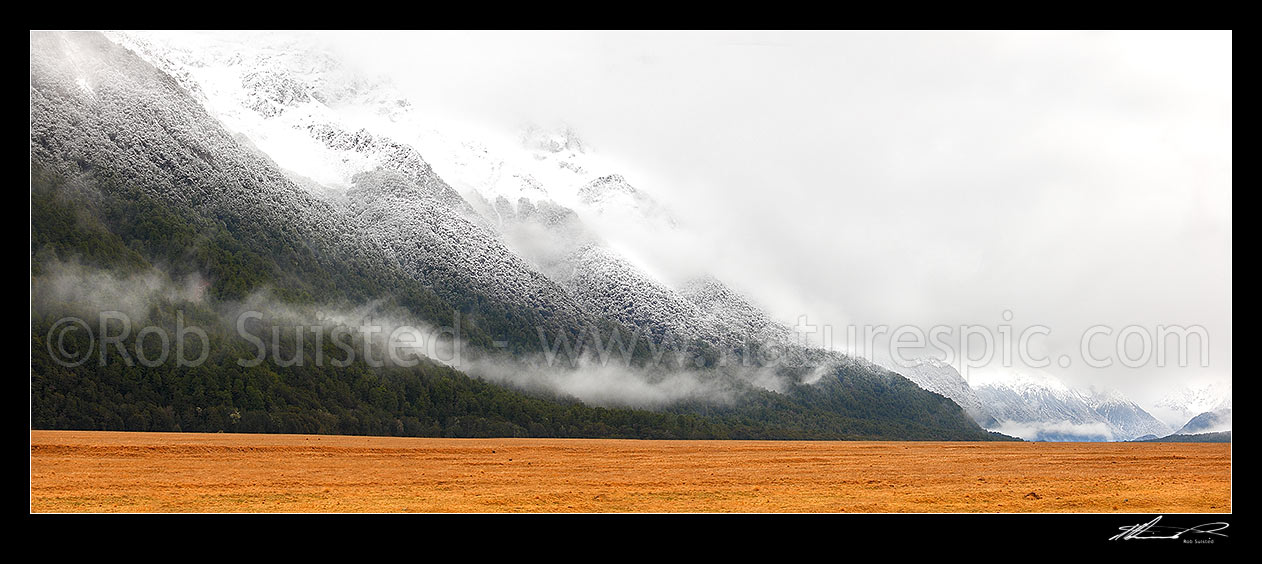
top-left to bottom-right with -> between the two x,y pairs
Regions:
1110,516 -> 1229,541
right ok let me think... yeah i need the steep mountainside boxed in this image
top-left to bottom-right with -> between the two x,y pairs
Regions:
30,31 -> 1006,441
680,275 -> 793,346
889,358 -> 988,424
556,245 -> 709,343
106,31 -> 747,351
30,30 -> 584,350
1175,408 -> 1232,435
338,169 -> 593,336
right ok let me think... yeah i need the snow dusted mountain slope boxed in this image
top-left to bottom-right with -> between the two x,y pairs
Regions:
1085,389 -> 1172,441
30,31 -> 382,274
490,197 -> 601,279
679,275 -> 793,346
99,30 -> 649,340
106,30 -> 761,349
338,169 -> 592,327
555,245 -> 708,343
106,30 -> 483,224
108,34 -> 677,235
888,358 -> 988,424
110,31 -> 671,235
1175,408 -> 1232,435
31,31 -> 595,348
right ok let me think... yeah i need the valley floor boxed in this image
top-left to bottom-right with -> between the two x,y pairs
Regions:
30,431 -> 1230,513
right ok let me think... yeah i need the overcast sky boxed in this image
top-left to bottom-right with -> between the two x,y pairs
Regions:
322,30 -> 1231,406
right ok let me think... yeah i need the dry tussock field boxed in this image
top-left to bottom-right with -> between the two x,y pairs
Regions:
30,430 -> 1230,513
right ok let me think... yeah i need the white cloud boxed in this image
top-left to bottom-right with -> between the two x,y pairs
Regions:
254,31 -> 1238,408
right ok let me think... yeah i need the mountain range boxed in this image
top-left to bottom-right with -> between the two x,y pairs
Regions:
30,30 -> 1011,441
888,358 -> 1227,442
28,31 -> 1227,443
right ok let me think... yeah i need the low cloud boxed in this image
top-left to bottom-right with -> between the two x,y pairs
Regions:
990,420 -> 1115,442
33,261 -> 803,410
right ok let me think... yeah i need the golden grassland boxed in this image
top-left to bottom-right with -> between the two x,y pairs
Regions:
30,430 -> 1230,513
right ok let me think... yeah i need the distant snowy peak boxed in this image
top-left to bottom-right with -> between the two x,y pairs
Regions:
1084,387 -> 1129,408
974,387 -> 1108,441
970,367 -> 1078,399
968,369 -> 1168,441
1086,388 -> 1172,440
1156,382 -> 1232,417
1149,382 -> 1232,430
